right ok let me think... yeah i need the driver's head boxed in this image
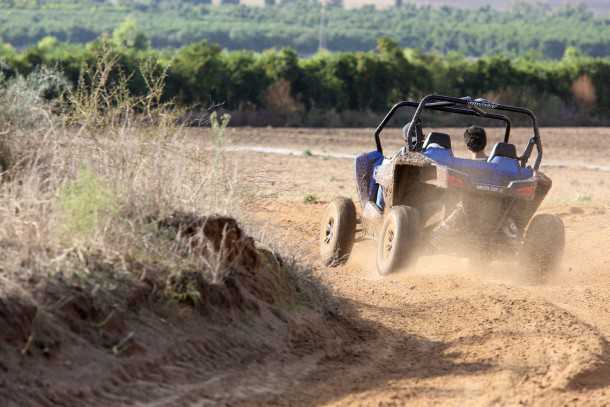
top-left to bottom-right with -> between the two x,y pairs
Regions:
464,125 -> 487,153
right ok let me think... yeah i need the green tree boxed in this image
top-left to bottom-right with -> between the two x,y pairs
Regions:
112,18 -> 150,51
166,41 -> 228,105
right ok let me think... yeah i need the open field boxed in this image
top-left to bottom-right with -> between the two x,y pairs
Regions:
216,126 -> 610,405
231,0 -> 610,12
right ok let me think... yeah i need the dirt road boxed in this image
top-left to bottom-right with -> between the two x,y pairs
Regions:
227,127 -> 610,405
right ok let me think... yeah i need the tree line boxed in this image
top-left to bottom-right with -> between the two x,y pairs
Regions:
1,34 -> 609,126
1,1 -> 610,58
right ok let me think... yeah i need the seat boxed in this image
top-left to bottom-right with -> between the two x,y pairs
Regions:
488,142 -> 517,161
423,132 -> 452,150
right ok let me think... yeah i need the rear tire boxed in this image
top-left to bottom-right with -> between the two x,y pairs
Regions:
376,206 -> 421,276
320,197 -> 357,267
521,214 -> 565,283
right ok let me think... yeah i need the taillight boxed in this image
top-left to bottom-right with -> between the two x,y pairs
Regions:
514,184 -> 536,199
447,174 -> 465,188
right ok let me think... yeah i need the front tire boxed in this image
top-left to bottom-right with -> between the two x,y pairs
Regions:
320,197 -> 357,267
376,206 -> 420,276
520,214 -> 565,283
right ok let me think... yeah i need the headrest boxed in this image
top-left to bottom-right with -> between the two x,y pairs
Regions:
489,142 -> 517,160
423,132 -> 451,150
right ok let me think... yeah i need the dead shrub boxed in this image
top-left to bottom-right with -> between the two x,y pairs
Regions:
263,79 -> 304,115
156,211 -> 259,284
0,66 -> 68,130
571,74 -> 597,108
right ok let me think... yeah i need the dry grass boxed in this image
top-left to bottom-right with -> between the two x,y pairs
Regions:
0,48 -> 243,292
0,46 -> 338,326
0,46 -> 339,327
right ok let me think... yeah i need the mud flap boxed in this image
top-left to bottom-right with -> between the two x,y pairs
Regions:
355,151 -> 384,207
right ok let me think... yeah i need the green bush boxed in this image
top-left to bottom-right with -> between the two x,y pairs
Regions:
0,66 -> 69,128
57,167 -> 118,239
2,35 -> 610,125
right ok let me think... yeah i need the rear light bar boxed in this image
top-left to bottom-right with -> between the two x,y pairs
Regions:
439,168 -> 537,200
512,183 -> 537,199
447,173 -> 466,188
510,182 -> 536,199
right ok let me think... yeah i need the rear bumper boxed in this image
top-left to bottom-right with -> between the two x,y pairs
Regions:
432,166 -> 538,201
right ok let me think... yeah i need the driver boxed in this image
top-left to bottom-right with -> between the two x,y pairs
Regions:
401,118 -> 423,152
464,125 -> 487,159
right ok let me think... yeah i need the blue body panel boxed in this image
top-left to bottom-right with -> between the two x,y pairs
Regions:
355,151 -> 384,205
423,147 -> 533,186
356,147 -> 533,211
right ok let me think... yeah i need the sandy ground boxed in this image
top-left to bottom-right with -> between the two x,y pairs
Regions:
222,127 -> 610,405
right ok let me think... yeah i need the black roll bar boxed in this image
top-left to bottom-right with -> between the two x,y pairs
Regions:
374,95 -> 543,170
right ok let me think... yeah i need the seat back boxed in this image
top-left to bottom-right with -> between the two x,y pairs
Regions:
423,132 -> 452,150
488,142 -> 517,161
423,148 -> 534,186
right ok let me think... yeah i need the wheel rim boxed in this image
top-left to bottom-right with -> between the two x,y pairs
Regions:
382,223 -> 395,260
324,217 -> 335,245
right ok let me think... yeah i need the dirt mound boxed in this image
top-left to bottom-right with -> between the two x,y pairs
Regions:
157,211 -> 259,272
0,212 -> 357,406
157,211 -> 299,308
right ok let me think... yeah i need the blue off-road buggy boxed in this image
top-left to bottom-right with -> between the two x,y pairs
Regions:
320,95 -> 565,280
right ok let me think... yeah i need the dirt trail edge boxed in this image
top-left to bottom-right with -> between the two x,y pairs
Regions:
224,127 -> 610,405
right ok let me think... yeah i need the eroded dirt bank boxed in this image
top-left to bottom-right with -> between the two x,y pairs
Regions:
0,214 -> 359,406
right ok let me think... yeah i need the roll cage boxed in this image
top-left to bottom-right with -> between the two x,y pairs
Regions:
374,95 -> 543,170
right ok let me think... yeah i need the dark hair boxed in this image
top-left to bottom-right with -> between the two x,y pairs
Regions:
464,126 -> 487,152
